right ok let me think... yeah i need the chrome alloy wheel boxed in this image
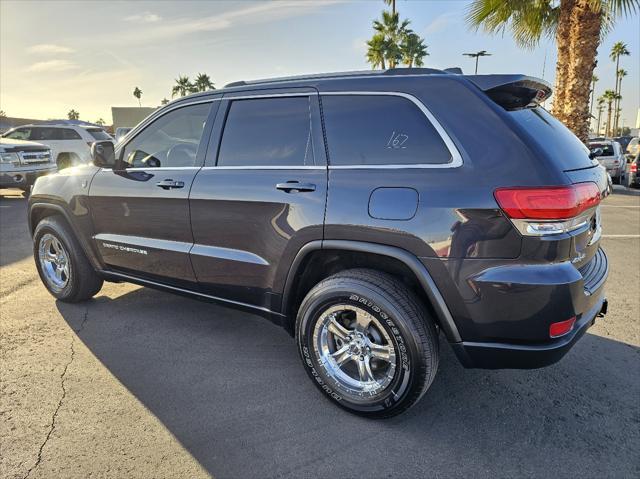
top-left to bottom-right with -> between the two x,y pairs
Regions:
38,233 -> 70,292
312,304 -> 397,400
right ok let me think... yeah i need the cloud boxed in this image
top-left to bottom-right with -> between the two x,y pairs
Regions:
425,12 -> 458,35
27,59 -> 80,72
27,44 -> 75,54
124,12 -> 162,23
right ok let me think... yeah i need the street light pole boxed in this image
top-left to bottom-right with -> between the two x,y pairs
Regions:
463,50 -> 492,74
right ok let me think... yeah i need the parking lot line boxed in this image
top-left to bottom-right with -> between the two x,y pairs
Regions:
601,205 -> 640,208
601,234 -> 640,238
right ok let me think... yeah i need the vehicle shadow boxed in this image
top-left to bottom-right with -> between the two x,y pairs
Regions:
58,288 -> 639,479
0,192 -> 32,267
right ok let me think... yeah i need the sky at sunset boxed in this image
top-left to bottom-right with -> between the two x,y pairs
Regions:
1,0 -> 638,127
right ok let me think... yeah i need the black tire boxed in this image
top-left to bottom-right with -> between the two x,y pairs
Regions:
296,268 -> 439,418
33,216 -> 103,302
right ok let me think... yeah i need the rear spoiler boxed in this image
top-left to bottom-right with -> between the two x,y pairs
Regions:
466,75 -> 552,110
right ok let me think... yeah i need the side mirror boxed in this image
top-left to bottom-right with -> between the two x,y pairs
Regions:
91,141 -> 115,168
589,147 -> 603,159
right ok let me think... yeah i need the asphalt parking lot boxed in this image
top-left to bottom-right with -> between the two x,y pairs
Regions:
1,187 -> 638,479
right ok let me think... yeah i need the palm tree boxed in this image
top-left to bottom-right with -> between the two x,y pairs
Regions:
193,73 -> 215,92
596,97 -> 606,135
589,74 -> 598,119
172,75 -> 193,98
401,32 -> 428,67
466,0 -> 640,143
366,33 -> 388,69
95,118 -> 105,126
384,0 -> 396,15
0,110 -> 6,118
133,86 -> 142,107
614,67 -> 628,134
610,42 -> 630,132
161,98 -> 170,105
373,10 -> 411,68
67,109 -> 80,120
602,89 -> 618,137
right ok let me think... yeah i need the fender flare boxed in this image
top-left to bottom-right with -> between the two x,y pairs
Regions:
29,202 -> 103,271
282,239 -> 462,343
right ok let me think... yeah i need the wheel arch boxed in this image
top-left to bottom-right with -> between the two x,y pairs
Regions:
29,203 -> 102,271
282,240 -> 461,343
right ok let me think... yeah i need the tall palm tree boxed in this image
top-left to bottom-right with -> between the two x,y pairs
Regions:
95,118 -> 105,126
133,87 -> 142,107
595,96 -> 606,135
466,0 -> 640,143
193,73 -> 215,92
172,75 -> 193,98
614,67 -> 628,134
67,109 -> 79,120
610,42 -> 630,132
384,0 -> 396,15
373,10 -> 411,68
366,33 -> 388,69
401,32 -> 428,67
160,98 -> 170,105
589,74 -> 598,119
602,89 -> 618,137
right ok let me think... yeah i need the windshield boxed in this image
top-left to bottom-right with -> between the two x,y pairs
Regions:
509,107 -> 593,171
86,128 -> 112,141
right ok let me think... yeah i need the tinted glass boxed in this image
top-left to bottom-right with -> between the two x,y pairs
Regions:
122,102 -> 211,168
589,143 -> 615,156
29,128 -> 81,141
321,95 -> 452,166
217,97 -> 314,167
4,128 -> 30,140
509,107 -> 592,170
86,128 -> 112,140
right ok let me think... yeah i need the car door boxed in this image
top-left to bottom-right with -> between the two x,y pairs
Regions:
189,89 -> 327,312
89,99 -> 219,288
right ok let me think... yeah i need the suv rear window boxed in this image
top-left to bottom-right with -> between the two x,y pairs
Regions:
588,143 -> 615,157
509,107 -> 592,170
321,95 -> 452,166
86,128 -> 111,141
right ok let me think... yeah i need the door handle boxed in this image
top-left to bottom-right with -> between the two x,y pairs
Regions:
276,181 -> 316,193
156,179 -> 185,190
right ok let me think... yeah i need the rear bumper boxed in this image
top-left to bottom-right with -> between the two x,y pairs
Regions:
0,166 -> 57,188
452,295 -> 607,369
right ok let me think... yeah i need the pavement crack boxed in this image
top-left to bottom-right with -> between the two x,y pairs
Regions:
22,333 -> 78,479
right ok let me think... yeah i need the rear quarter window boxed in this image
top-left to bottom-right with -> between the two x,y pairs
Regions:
321,95 -> 452,166
508,107 -> 592,170
86,129 -> 112,141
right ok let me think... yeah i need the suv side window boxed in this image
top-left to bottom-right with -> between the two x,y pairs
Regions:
122,102 -> 212,168
5,128 -> 30,140
321,95 -> 452,166
217,97 -> 314,167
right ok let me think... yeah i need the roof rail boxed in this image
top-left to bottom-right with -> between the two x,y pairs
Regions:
223,67 -> 451,89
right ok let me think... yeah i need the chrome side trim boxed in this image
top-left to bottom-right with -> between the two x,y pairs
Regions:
99,166 -> 202,172
190,244 -> 269,266
101,271 -> 278,315
222,92 -> 318,100
200,166 -> 324,170
94,233 -> 191,253
321,91 -> 462,169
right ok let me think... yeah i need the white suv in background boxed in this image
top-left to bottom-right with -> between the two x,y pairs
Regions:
1,124 -> 114,169
588,139 -> 627,184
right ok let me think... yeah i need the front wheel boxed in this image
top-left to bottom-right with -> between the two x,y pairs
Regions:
296,269 -> 439,418
33,216 -> 103,302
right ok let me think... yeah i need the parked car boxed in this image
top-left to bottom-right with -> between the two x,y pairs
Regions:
588,139 -> 627,184
28,69 -> 608,418
626,137 -> 639,157
115,127 -> 133,143
1,124 -> 114,170
0,138 -> 56,192
614,136 -> 633,152
628,153 -> 639,188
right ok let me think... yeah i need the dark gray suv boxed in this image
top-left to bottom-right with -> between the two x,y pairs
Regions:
28,69 -> 609,417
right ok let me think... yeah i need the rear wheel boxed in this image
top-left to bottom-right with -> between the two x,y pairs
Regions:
33,216 -> 103,302
296,269 -> 439,418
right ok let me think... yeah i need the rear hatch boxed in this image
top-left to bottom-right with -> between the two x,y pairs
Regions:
470,76 -> 607,285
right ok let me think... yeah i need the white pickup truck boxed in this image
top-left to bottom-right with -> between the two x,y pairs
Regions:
0,138 -> 57,192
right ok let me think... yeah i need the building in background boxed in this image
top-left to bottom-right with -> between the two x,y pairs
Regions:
111,107 -> 157,132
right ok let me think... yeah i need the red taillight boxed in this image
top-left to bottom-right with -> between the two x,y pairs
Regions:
631,163 -> 637,173
549,317 -> 576,338
494,183 -> 600,220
